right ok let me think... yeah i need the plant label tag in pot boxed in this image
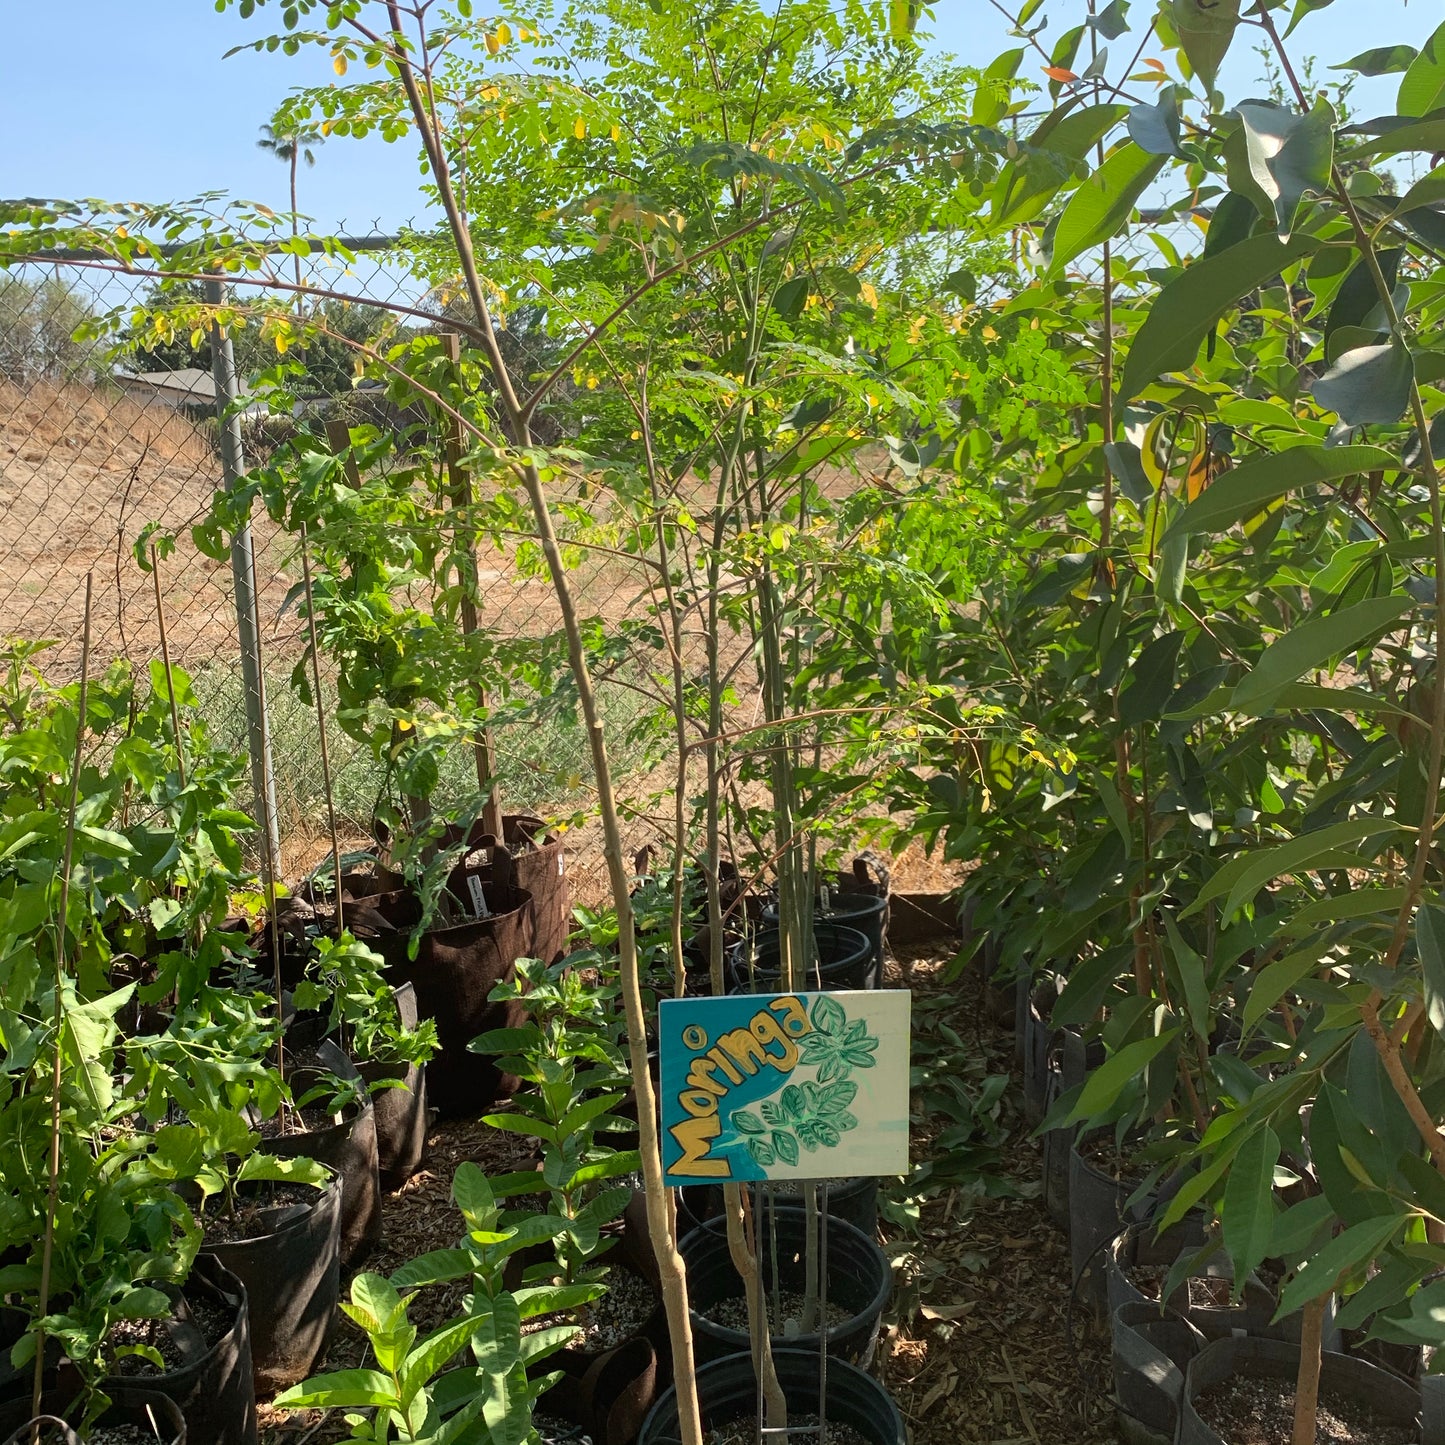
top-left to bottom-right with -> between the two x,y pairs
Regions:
657,989 -> 911,1184
467,875 -> 490,918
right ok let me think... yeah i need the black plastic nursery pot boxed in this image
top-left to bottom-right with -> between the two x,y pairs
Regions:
0,1390 -> 187,1445
727,923 -> 873,995
680,1206 -> 891,1367
352,875 -> 534,1116
1111,1301 -> 1206,1445
677,1176 -> 880,1238
262,1041 -> 382,1266
1069,1133 -> 1154,1315
357,982 -> 429,1191
201,1175 -> 342,1396
97,1256 -> 258,1445
1021,979 -> 1057,1127
1179,1336 -> 1423,1445
640,1349 -> 906,1445
763,890 -> 888,989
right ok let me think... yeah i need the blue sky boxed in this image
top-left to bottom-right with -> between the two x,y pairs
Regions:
2,2 -> 1433,233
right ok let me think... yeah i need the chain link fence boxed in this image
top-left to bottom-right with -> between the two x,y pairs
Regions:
0,241 -> 655,902
0,212 -> 1204,894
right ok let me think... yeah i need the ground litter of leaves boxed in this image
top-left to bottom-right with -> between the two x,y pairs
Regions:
258,942 -> 1115,1445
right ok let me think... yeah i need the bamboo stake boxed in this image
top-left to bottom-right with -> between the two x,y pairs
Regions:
32,572 -> 93,1420
245,542 -> 288,1108
298,521 -> 344,938
441,331 -> 504,839
150,546 -> 186,788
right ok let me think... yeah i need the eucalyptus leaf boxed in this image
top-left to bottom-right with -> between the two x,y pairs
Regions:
1170,0 -> 1241,91
1233,99 -> 1336,239
1312,338 -> 1415,426
1120,231 -> 1320,402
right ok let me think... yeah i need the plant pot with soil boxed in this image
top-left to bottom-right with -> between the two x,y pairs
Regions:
352,869 -> 534,1116
1179,1335 -> 1422,1445
260,1040 -> 382,1266
680,1206 -> 891,1367
1111,1300 -> 1208,1445
640,1349 -> 906,1445
0,1391 -> 187,1445
762,883 -> 888,989
727,923 -> 873,995
354,980 -> 431,1190
96,1256 -> 257,1445
200,1175 -> 342,1396
1070,1131 -> 1153,1314
439,815 -> 571,964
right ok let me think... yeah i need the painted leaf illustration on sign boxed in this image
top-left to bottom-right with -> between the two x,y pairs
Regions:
735,1074 -> 863,1164
797,993 -> 880,1082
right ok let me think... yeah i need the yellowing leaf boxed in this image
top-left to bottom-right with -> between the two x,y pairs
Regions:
1185,444 -> 1210,501
610,124 -> 621,142
859,282 -> 879,309
485,31 -> 500,54
495,21 -> 512,44
573,116 -> 587,140
332,51 -> 348,75
1044,65 -> 1078,83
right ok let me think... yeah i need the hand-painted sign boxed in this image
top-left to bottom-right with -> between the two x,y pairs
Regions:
658,990 -> 911,1184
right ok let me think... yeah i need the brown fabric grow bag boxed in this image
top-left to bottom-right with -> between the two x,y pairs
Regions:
440,816 -> 570,964
349,872 -> 534,1117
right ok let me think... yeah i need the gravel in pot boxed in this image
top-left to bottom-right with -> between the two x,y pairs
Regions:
639,1350 -> 905,1445
680,1206 -> 890,1367
1180,1336 -> 1422,1445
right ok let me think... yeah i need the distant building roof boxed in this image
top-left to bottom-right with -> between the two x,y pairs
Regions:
121,367 -> 219,401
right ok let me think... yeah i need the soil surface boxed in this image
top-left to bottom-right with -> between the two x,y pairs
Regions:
1193,1375 -> 1418,1444
87,1428 -> 161,1445
708,1417 -> 871,1445
257,1105 -> 337,1139
702,1290 -> 852,1337
107,1316 -> 183,1375
201,1184 -> 320,1245
574,1267 -> 658,1351
1128,1264 -> 1235,1308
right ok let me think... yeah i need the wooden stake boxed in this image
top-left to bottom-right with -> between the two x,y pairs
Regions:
32,573 -> 93,1419
245,542 -> 287,1106
298,521 -> 344,938
441,331 -> 504,839
150,545 -> 187,789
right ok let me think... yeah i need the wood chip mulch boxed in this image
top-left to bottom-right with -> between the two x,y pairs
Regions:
259,940 -> 1116,1445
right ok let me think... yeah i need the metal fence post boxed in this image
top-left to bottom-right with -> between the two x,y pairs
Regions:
206,277 -> 282,869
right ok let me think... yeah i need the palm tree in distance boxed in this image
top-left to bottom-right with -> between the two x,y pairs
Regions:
257,122 -> 323,303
